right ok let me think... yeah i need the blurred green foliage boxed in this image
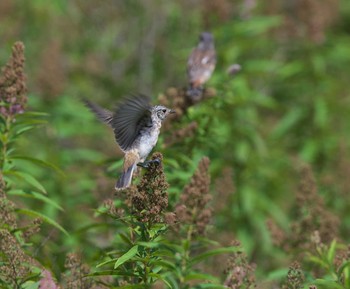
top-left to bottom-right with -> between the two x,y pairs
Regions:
1,0 -> 350,287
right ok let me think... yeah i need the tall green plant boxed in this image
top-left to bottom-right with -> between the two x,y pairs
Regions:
0,42 -> 66,288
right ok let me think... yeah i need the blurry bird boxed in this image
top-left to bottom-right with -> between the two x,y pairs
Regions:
187,32 -> 217,102
83,94 -> 174,190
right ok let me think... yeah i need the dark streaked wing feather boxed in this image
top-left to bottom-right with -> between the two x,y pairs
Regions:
82,98 -> 113,124
110,94 -> 152,151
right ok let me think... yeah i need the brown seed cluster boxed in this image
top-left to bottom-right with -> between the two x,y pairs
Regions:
175,156 -> 212,236
124,152 -> 169,224
0,229 -> 34,287
63,253 -> 94,289
267,164 -> 340,255
103,198 -> 124,219
0,176 -> 43,286
266,0 -> 339,44
291,164 -> 339,250
266,218 -> 286,248
158,87 -> 216,122
224,240 -> 256,289
164,121 -> 198,147
333,244 -> 350,285
0,41 -> 27,119
22,217 -> 43,241
282,261 -> 305,289
0,177 -> 17,230
294,0 -> 339,44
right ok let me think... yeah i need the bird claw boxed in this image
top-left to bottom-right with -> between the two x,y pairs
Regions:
137,158 -> 161,169
152,158 -> 161,166
137,162 -> 149,169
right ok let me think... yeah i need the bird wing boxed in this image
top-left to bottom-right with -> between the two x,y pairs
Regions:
82,98 -> 114,124
187,48 -> 216,83
110,94 -> 152,151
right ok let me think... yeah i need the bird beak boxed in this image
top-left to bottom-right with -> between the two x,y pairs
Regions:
170,109 -> 176,114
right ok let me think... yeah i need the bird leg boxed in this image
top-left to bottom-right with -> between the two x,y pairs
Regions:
137,158 -> 161,169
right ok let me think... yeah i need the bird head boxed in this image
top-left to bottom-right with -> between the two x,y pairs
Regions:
200,32 -> 213,42
152,105 -> 175,121
198,32 -> 214,50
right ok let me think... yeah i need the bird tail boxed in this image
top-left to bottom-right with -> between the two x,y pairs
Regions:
115,150 -> 139,190
115,163 -> 136,190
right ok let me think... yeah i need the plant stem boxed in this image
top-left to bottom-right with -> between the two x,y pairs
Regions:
0,117 -> 12,170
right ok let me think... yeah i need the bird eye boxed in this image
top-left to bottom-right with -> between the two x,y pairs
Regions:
162,109 -> 166,113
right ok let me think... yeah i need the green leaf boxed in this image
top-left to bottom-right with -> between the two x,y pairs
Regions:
17,111 -> 49,118
327,239 -> 337,265
3,170 -> 47,194
114,245 -> 139,269
13,125 -> 36,136
162,274 -> 180,289
266,268 -> 289,281
87,270 -> 135,277
96,246 -> 140,269
10,155 -> 65,177
148,273 -> 172,288
233,15 -> 282,35
119,232 -> 133,246
21,281 -> 40,289
190,246 -> 241,266
96,257 -> 119,269
158,241 -> 184,253
184,272 -> 219,282
151,260 -> 176,270
7,189 -> 64,211
271,108 -> 304,139
313,279 -> 345,289
192,284 -> 227,289
337,260 -> 350,276
163,158 -> 180,169
308,255 -> 329,269
137,241 -> 161,248
314,98 -> 328,128
115,285 -> 148,289
16,208 -> 69,236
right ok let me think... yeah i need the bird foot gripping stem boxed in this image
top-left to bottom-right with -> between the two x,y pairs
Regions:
137,158 -> 161,169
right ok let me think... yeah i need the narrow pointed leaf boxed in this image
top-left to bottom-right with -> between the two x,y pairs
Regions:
96,258 -> 119,268
3,171 -> 47,194
114,245 -> 139,269
16,208 -> 69,236
8,189 -> 64,211
17,111 -> 49,117
11,155 -> 65,177
13,125 -> 35,136
313,279 -> 344,289
338,260 -> 350,276
148,273 -> 172,288
193,284 -> 227,289
184,272 -> 219,282
116,285 -> 148,289
327,239 -> 337,264
190,246 -> 241,266
87,270 -> 135,277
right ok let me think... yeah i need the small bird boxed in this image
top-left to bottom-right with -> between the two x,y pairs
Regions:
187,32 -> 217,102
83,94 -> 174,190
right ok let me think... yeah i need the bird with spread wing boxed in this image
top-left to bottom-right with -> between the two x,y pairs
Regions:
83,94 -> 174,190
